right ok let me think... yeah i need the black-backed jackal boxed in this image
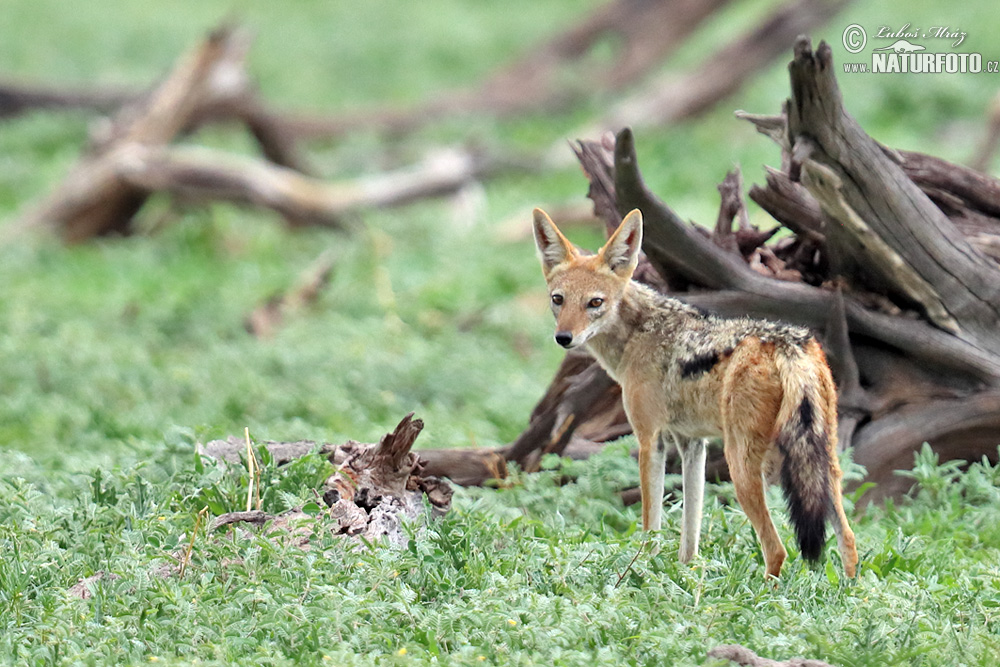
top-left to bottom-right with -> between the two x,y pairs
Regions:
532,208 -> 858,579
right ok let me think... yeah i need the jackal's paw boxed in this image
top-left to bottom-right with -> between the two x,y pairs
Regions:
678,545 -> 697,564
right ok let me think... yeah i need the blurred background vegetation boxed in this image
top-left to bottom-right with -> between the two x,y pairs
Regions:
4,2 -> 1000,665
3,0 -> 998,474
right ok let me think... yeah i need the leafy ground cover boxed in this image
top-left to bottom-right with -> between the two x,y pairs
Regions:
3,0 -> 1000,664
4,444 -> 1000,666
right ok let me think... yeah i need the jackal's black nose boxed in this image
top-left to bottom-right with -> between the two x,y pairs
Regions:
554,332 -> 573,348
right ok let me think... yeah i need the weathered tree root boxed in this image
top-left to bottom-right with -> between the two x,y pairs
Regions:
200,413 -> 453,548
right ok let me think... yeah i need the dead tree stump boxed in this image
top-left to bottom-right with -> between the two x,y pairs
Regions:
543,40 -> 1000,504
424,38 -> 1000,505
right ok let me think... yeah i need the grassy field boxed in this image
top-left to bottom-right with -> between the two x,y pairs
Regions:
3,0 -> 1000,665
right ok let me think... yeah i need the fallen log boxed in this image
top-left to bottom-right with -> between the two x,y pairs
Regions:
14,26 -> 251,242
114,144 -> 501,228
0,80 -> 135,118
785,38 -> 1000,350
10,24 -> 513,242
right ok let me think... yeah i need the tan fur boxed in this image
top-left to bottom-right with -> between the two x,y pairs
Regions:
532,208 -> 858,579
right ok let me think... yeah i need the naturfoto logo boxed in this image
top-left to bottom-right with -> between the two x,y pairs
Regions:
840,23 -> 997,75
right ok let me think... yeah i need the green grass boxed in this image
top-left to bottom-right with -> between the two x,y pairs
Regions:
4,445 -> 1000,666
3,0 -> 1000,664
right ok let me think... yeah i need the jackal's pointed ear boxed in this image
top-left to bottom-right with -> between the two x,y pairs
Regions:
600,209 -> 643,278
532,208 -> 577,275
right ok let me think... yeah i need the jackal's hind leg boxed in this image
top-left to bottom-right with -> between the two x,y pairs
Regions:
827,465 -> 858,578
677,437 -> 707,563
726,437 -> 787,579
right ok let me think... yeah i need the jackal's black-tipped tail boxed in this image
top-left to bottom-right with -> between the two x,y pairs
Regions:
776,389 -> 833,563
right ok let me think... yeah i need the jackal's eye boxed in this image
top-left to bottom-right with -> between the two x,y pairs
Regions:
551,294 -> 564,306
587,297 -> 604,309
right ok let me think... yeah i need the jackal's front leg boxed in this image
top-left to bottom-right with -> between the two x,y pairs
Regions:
637,429 -> 667,531
677,437 -> 707,563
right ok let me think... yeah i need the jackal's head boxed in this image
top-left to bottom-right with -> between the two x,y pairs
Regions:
531,208 -> 642,349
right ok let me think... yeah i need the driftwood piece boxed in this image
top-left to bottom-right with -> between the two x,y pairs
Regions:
15,26 -> 250,242
0,75 -> 312,174
898,149 -> 1000,221
10,24 -> 512,243
739,111 -> 1000,233
851,390 -> 1000,503
15,92 -> 506,241
192,94 -> 312,173
371,439 -> 609,489
741,107 -> 1000,275
115,144 -> 500,228
748,166 -> 824,243
713,168 -> 779,262
0,80 -> 135,118
200,414 -> 452,547
114,144 -> 347,228
823,287 -> 868,451
798,159 -> 959,333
